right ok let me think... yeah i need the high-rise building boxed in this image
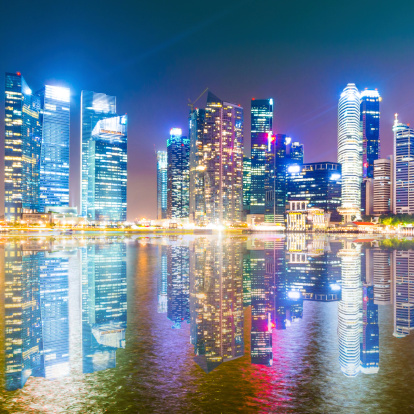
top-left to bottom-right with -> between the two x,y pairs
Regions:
264,134 -> 290,223
189,108 -> 205,223
37,85 -> 70,210
4,72 -> 42,221
80,91 -> 117,217
243,156 -> 252,217
157,151 -> 168,220
202,92 -> 244,224
290,141 -> 304,164
361,90 -> 381,179
167,128 -> 190,219
250,99 -> 273,214
87,115 -> 128,222
392,114 -> 414,214
361,177 -> 374,216
373,157 -> 392,215
337,83 -> 362,222
287,162 -> 342,222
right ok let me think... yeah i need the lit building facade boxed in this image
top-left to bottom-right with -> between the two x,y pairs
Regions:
360,89 -> 381,179
373,157 -> 392,215
81,91 -> 117,217
88,115 -> 128,222
337,83 -> 362,221
287,162 -> 342,222
250,99 -> 273,214
202,92 -> 244,224
264,134 -> 305,223
189,108 -> 205,223
167,128 -> 190,219
243,156 -> 252,217
4,72 -> 42,221
392,114 -> 414,214
37,85 -> 70,210
157,151 -> 168,220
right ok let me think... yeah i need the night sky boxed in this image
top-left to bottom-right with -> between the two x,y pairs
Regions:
1,0 -> 414,220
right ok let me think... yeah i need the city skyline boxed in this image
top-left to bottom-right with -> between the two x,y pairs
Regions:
2,1 -> 414,220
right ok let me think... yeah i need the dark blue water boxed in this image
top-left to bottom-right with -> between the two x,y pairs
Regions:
0,235 -> 413,413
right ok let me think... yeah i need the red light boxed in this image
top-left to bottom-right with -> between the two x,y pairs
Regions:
252,98 -> 255,100
181,144 -> 184,147
17,72 -> 21,76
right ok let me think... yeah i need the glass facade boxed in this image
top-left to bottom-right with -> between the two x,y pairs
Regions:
392,115 -> 414,214
38,85 -> 70,210
189,108 -> 206,223
4,72 -> 42,221
88,115 -> 128,222
250,99 -> 273,214
287,162 -> 342,222
157,151 -> 168,220
243,156 -> 252,217
81,91 -> 117,217
360,90 -> 380,179
167,128 -> 190,219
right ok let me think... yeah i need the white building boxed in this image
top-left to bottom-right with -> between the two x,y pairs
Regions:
337,84 -> 362,222
373,157 -> 393,215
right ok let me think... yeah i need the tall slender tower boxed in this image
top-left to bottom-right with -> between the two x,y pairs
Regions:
250,99 -> 273,214
337,84 -> 362,222
167,128 -> 190,219
392,114 -> 414,214
360,89 -> 380,178
80,91 -> 116,217
37,85 -> 71,210
4,72 -> 42,221
157,151 -> 168,220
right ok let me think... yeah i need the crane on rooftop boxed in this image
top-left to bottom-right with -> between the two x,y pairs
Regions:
188,88 -> 209,113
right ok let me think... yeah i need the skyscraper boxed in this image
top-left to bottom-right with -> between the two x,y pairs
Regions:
373,157 -> 392,215
287,162 -> 342,222
167,128 -> 190,219
80,91 -> 117,217
189,108 -> 205,223
4,72 -> 42,221
360,89 -> 381,179
202,92 -> 244,224
37,85 -> 70,210
250,99 -> 273,214
264,133 -> 290,224
88,115 -> 128,222
337,83 -> 362,222
392,114 -> 414,214
157,151 -> 168,220
243,156 -> 252,218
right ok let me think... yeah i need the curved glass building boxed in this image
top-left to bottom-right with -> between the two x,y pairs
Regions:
337,84 -> 362,221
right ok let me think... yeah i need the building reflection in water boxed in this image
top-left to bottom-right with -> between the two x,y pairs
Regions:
2,239 -> 127,390
189,237 -> 244,373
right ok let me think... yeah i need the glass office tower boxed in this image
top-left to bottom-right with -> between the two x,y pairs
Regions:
243,156 -> 252,217
287,162 -> 342,221
189,108 -> 206,224
360,89 -> 380,179
167,128 -> 190,219
4,72 -> 42,221
157,151 -> 168,220
203,92 -> 244,224
88,115 -> 128,222
250,99 -> 273,214
38,85 -> 70,210
81,91 -> 117,217
392,114 -> 414,214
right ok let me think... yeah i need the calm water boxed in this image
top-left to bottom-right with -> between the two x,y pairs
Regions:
0,234 -> 413,413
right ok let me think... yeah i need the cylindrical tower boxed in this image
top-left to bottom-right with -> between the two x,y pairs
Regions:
337,83 -> 362,221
